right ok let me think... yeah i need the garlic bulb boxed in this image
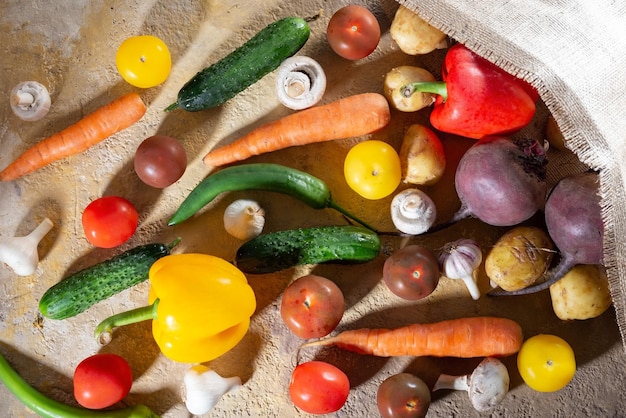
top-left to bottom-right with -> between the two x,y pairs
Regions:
223,199 -> 265,240
0,217 -> 53,276
276,56 -> 327,110
181,364 -> 242,415
10,81 -> 51,121
439,239 -> 483,300
390,188 -> 437,235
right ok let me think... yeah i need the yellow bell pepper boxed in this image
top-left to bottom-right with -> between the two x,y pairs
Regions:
95,253 -> 256,363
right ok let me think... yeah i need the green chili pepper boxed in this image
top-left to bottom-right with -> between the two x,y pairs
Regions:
0,349 -> 160,418
167,163 -> 376,231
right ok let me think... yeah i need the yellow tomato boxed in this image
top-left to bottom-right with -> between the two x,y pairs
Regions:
517,334 -> 576,392
344,140 -> 401,200
116,35 -> 171,88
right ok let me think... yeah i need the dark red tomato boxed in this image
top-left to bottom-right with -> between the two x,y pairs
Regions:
82,196 -> 139,248
73,353 -> 133,409
280,274 -> 345,339
377,373 -> 431,418
383,245 -> 440,300
134,135 -> 187,188
327,5 -> 381,60
289,361 -> 350,414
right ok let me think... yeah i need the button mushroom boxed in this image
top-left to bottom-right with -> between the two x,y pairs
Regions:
433,357 -> 510,412
390,188 -> 437,235
10,81 -> 51,121
275,56 -> 326,110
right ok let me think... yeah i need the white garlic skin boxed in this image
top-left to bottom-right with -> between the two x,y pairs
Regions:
181,364 -> 242,415
439,238 -> 483,299
223,199 -> 265,240
390,188 -> 437,235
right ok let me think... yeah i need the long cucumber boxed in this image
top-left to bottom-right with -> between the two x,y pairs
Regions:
39,239 -> 180,320
166,17 -> 310,112
167,163 -> 375,231
235,225 -> 381,274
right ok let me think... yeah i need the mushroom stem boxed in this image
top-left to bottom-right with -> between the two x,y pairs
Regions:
434,358 -> 510,412
13,91 -> 35,107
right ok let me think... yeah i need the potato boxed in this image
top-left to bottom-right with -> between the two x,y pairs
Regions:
485,226 -> 554,291
545,115 -> 568,151
383,66 -> 436,112
550,264 -> 612,320
390,6 -> 447,55
399,124 -> 446,185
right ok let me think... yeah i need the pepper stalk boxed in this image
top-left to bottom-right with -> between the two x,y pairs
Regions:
0,349 -> 159,418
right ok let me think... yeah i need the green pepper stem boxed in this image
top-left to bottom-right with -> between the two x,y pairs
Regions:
95,300 -> 159,345
401,81 -> 448,101
327,200 -> 378,233
0,348 -> 160,418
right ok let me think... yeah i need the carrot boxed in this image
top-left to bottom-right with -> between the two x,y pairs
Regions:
301,316 -> 523,358
203,92 -> 390,167
0,93 -> 147,181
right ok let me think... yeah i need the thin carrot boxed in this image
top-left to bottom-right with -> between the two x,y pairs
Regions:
301,316 -> 523,358
0,93 -> 147,181
203,92 -> 390,167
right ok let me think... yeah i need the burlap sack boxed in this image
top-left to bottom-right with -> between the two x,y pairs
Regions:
395,0 -> 626,348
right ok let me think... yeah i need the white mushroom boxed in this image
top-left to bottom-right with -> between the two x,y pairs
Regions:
181,364 -> 242,415
10,81 -> 51,121
0,217 -> 53,276
390,188 -> 437,235
275,56 -> 326,110
433,357 -> 510,412
223,199 -> 265,240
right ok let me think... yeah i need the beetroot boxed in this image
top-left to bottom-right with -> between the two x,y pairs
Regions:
452,136 -> 548,227
491,171 -> 604,296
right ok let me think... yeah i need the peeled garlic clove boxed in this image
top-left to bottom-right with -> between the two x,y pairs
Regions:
223,199 -> 265,240
276,56 -> 327,110
390,188 -> 437,235
10,81 -> 51,121
181,364 -> 242,415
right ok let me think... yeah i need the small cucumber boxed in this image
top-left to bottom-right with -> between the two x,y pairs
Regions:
166,17 -> 310,112
39,239 -> 180,320
235,225 -> 381,274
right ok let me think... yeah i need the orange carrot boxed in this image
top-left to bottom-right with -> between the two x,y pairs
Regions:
0,93 -> 147,181
302,316 -> 523,358
203,92 -> 390,167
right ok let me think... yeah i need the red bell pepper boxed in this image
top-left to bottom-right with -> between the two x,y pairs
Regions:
402,44 -> 538,139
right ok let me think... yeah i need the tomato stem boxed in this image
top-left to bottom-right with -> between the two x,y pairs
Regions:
95,300 -> 159,344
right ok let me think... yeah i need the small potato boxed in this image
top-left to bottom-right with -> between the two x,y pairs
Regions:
546,115 -> 568,151
390,6 -> 448,55
383,66 -> 436,112
399,124 -> 446,185
486,226 -> 554,291
550,264 -> 612,320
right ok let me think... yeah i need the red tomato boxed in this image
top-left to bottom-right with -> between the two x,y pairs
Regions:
82,196 -> 139,248
134,135 -> 187,188
289,361 -> 350,414
383,245 -> 440,300
73,353 -> 133,409
280,274 -> 345,339
377,373 -> 431,418
327,5 -> 381,60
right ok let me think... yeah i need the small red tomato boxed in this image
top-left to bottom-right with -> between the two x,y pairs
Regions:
377,373 -> 431,418
383,245 -> 440,300
289,361 -> 350,414
134,135 -> 187,188
73,353 -> 133,409
327,5 -> 381,60
280,274 -> 345,339
82,196 -> 139,248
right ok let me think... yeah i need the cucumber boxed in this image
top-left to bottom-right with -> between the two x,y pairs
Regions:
235,225 -> 381,274
39,239 -> 180,320
166,17 -> 310,112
